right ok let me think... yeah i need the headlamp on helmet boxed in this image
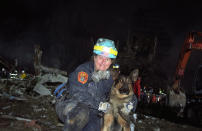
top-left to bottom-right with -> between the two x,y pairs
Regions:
113,64 -> 120,69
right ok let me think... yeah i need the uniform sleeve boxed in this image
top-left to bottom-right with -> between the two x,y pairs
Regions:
68,65 -> 100,108
68,65 -> 90,94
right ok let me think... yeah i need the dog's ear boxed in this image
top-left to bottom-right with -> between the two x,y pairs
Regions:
129,69 -> 139,82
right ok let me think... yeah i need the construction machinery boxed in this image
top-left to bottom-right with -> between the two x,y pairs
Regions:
168,32 -> 202,122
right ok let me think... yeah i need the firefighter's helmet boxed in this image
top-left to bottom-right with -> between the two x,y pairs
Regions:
93,38 -> 118,58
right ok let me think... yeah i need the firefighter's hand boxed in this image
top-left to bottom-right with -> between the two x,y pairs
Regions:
98,102 -> 111,113
122,102 -> 133,113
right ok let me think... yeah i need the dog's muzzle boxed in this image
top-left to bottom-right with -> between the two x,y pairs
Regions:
119,83 -> 130,95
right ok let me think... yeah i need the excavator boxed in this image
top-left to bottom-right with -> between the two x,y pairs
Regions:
168,32 -> 202,121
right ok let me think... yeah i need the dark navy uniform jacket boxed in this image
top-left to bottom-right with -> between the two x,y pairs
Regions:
67,61 -> 114,109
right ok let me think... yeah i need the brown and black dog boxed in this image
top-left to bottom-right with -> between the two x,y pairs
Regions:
102,69 -> 138,131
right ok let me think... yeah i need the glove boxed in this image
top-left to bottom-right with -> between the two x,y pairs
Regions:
122,101 -> 133,113
98,102 -> 111,113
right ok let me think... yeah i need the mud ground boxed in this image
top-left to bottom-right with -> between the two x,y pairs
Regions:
0,96 -> 202,131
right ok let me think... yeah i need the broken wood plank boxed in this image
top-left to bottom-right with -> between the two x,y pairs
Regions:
0,115 -> 32,122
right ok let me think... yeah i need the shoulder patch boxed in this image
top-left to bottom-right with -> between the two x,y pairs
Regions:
78,72 -> 88,84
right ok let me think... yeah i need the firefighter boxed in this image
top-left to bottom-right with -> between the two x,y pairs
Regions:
134,77 -> 141,101
1,68 -> 7,78
20,70 -> 27,80
55,38 -> 119,131
131,69 -> 141,101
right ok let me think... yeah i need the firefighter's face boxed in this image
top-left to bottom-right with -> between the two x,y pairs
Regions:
94,55 -> 112,71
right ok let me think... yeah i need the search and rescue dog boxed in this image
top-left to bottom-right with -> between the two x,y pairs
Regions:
102,69 -> 138,131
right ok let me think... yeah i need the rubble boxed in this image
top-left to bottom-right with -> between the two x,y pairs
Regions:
32,44 -> 68,96
0,45 -> 68,130
33,73 -> 68,96
133,113 -> 202,131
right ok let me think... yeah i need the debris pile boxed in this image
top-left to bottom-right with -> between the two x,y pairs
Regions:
0,45 -> 68,130
133,113 -> 202,131
0,73 -> 67,130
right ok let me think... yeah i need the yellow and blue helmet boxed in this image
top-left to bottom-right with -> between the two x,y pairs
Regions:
93,38 -> 118,58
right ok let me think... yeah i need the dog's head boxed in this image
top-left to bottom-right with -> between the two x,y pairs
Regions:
114,75 -> 132,95
112,69 -> 139,95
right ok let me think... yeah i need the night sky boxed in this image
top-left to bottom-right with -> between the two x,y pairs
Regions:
1,0 -> 202,82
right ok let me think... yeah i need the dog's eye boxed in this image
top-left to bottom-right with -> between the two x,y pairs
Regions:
119,79 -> 123,83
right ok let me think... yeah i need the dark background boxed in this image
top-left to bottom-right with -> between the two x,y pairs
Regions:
1,0 -> 202,90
